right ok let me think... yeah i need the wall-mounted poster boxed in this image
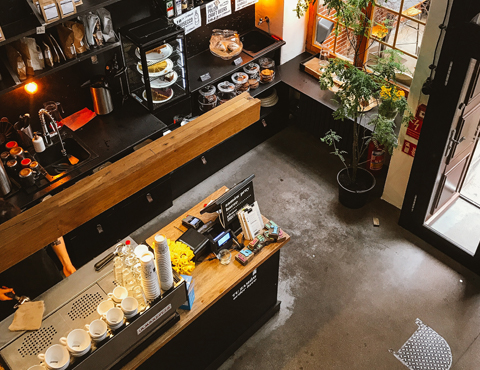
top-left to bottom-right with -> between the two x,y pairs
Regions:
235,0 -> 258,12
206,0 -> 232,24
174,7 -> 202,35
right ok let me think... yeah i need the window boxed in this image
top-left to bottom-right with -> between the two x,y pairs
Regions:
308,0 -> 430,84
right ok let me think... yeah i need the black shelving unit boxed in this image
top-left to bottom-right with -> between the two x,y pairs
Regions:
0,41 -> 120,96
0,0 -> 121,47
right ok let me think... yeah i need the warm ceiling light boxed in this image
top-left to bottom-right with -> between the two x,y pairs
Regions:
24,82 -> 38,94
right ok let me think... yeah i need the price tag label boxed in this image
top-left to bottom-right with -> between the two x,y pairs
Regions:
199,72 -> 211,82
36,26 -> 46,34
233,57 -> 243,66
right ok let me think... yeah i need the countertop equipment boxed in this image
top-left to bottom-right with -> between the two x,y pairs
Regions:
0,237 -> 187,370
89,75 -> 114,115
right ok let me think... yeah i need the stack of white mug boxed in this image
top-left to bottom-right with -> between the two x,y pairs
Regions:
139,251 -> 161,301
153,234 -> 174,291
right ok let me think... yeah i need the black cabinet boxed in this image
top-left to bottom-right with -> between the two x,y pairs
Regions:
171,83 -> 289,199
64,176 -> 172,268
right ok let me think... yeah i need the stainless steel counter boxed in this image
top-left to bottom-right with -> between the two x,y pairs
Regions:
0,237 -> 187,370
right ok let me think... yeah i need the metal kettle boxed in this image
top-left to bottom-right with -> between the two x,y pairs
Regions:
90,75 -> 113,115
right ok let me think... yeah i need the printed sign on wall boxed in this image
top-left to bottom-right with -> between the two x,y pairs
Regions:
206,0 -> 232,24
174,7 -> 202,35
402,140 -> 417,158
406,117 -> 423,140
235,0 -> 258,12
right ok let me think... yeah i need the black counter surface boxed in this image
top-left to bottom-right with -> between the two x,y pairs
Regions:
278,51 -> 379,123
5,49 -> 317,212
7,98 -> 167,210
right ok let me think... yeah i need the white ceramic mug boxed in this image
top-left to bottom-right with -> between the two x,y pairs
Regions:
37,344 -> 70,370
97,299 -> 114,316
118,296 -> 138,318
85,319 -> 108,342
60,329 -> 91,356
105,307 -> 124,329
108,286 -> 128,303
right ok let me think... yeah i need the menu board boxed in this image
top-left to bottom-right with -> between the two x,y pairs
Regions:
235,0 -> 258,12
173,7 -> 202,35
206,0 -> 232,24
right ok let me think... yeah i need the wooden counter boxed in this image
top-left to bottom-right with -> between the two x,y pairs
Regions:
121,187 -> 290,369
0,93 -> 260,274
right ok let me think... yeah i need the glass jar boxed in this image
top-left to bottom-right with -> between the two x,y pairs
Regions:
231,72 -> 250,94
243,63 -> 260,90
198,85 -> 218,112
259,57 -> 275,84
217,82 -> 236,104
209,29 -> 242,60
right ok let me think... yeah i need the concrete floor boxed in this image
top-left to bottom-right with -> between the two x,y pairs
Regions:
132,124 -> 480,370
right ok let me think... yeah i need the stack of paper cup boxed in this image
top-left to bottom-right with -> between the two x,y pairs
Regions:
139,252 -> 161,301
153,234 -> 174,291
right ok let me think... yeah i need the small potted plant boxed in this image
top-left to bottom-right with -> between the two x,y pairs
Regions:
297,0 -> 413,208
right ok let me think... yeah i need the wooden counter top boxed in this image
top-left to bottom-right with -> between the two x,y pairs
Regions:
123,187 -> 290,369
0,93 -> 260,273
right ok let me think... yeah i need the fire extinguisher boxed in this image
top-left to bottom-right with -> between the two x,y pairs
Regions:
367,139 -> 385,171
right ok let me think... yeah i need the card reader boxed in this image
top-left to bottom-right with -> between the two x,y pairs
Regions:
211,229 -> 234,255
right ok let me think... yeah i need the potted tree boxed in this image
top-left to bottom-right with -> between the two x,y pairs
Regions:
296,0 -> 413,208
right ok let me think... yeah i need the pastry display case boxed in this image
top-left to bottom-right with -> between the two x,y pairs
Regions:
120,17 -> 189,112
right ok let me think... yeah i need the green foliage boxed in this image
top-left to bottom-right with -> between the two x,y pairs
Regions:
296,0 -> 416,185
368,115 -> 398,155
321,130 -> 348,162
295,0 -> 316,18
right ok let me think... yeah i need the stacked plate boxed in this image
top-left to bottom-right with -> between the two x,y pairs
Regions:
258,88 -> 279,107
136,43 -> 176,104
140,252 -> 161,301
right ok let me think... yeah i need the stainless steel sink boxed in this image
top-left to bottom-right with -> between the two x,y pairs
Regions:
35,136 -> 95,180
240,30 -> 278,57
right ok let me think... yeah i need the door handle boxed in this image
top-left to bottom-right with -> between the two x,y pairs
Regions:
452,136 -> 466,144
146,193 -> 153,203
262,119 -> 267,127
97,224 -> 104,234
201,156 -> 207,165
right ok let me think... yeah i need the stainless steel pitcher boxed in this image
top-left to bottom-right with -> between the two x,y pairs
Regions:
0,160 -> 11,196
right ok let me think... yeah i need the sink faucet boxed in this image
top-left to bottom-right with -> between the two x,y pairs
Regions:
38,108 -> 67,157
258,16 -> 271,34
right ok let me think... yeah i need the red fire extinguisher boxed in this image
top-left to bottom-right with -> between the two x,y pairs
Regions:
367,139 -> 385,171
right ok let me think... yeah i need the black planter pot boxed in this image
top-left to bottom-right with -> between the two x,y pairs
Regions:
337,167 -> 376,209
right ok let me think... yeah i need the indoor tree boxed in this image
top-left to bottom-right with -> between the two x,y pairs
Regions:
296,0 -> 413,187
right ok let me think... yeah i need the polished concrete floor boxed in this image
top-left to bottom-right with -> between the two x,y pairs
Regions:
133,124 -> 480,370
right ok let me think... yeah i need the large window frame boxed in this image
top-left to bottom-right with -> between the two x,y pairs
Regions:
306,0 -> 429,66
